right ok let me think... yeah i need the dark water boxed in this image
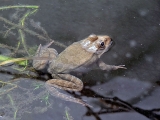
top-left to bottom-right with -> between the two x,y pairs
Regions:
0,0 -> 160,120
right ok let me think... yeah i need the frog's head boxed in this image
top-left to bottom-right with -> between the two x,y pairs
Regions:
80,34 -> 113,57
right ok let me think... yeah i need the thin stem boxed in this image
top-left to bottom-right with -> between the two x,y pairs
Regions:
20,9 -> 38,27
11,41 -> 21,56
3,26 -> 17,38
20,10 -> 31,27
0,57 -> 29,66
0,16 -> 66,48
7,94 -> 18,120
12,60 -> 28,71
18,10 -> 39,56
18,29 -> 30,55
0,43 -> 15,50
0,81 -> 17,96
0,5 -> 39,10
0,43 -> 26,54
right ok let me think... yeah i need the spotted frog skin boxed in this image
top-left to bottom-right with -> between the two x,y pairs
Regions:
33,34 -> 126,106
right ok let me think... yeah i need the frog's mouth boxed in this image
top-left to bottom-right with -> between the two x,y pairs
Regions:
105,38 -> 114,52
109,38 -> 114,48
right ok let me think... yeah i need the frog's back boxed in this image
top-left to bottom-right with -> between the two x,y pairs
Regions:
48,41 -> 94,73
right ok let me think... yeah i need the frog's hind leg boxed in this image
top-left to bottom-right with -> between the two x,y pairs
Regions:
33,41 -> 58,70
47,74 -> 83,91
43,41 -> 54,49
45,82 -> 91,107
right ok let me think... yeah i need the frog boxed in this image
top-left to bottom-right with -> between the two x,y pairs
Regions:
33,34 -> 126,107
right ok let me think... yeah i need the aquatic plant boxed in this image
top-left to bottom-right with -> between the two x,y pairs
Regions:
0,5 -> 63,119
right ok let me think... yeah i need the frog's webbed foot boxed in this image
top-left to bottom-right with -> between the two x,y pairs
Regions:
47,74 -> 83,91
98,60 -> 127,71
33,41 -> 58,70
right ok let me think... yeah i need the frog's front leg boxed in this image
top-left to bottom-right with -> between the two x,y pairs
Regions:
97,60 -> 126,71
46,74 -> 83,91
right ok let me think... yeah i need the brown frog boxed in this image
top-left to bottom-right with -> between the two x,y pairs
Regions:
33,34 -> 126,106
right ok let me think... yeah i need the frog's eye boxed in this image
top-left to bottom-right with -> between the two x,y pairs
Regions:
100,42 -> 105,47
99,41 -> 105,49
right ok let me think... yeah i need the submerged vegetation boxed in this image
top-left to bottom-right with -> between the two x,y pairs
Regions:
0,4 -> 159,120
0,5 -> 67,120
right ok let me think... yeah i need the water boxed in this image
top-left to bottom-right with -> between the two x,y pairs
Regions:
0,0 -> 160,120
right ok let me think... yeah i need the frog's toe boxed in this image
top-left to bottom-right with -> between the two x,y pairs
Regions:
117,65 -> 127,69
36,44 -> 42,56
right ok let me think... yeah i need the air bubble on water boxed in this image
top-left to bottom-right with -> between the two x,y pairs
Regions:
129,40 -> 137,47
125,52 -> 132,58
139,9 -> 148,16
59,103 -> 63,107
104,73 -> 108,79
144,90 -> 149,95
30,19 -> 41,29
157,65 -> 160,70
145,55 -> 153,63
112,53 -> 118,58
96,82 -> 101,85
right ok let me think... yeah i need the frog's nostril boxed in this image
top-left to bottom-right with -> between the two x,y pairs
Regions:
112,40 -> 115,46
110,39 -> 115,46
110,39 -> 113,44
